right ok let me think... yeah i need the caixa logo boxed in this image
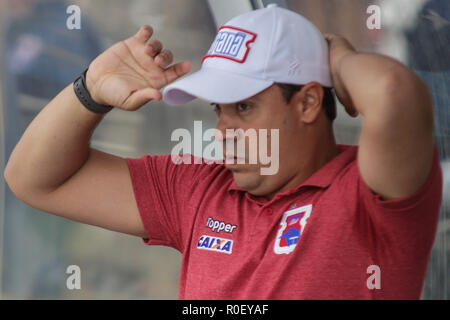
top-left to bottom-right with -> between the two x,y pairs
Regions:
197,235 -> 233,254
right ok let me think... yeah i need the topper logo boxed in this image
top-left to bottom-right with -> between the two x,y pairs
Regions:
206,217 -> 238,234
202,26 -> 257,64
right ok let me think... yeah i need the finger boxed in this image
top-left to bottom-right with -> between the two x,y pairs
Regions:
134,25 -> 153,43
122,87 -> 162,111
323,33 -> 334,40
124,26 -> 156,70
145,39 -> 163,57
349,109 -> 359,118
327,34 -> 355,51
155,50 -> 173,68
325,33 -> 344,39
163,61 -> 191,84
345,105 -> 359,118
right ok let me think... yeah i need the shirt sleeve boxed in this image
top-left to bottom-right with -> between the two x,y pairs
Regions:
358,145 -> 443,261
126,153 -> 215,252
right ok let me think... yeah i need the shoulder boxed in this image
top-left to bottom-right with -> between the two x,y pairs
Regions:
126,153 -> 232,188
335,144 -> 442,214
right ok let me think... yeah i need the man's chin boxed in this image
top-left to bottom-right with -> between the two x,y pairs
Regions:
225,163 -> 258,175
229,168 -> 261,190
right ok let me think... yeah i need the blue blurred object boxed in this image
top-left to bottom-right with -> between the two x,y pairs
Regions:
1,0 -> 104,298
405,0 -> 450,160
405,0 -> 450,300
4,0 -> 102,99
406,0 -> 450,72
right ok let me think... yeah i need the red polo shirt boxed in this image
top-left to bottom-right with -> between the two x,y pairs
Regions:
126,144 -> 442,299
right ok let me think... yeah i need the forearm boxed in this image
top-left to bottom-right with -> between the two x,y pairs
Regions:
4,83 -> 105,195
338,51 -> 433,119
325,34 -> 435,199
343,53 -> 434,198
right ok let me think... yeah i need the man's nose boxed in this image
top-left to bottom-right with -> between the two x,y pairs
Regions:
214,114 -> 238,143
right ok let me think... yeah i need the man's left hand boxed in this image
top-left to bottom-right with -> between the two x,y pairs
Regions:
324,33 -> 358,118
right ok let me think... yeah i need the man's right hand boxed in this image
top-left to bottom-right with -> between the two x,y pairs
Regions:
85,25 -> 191,111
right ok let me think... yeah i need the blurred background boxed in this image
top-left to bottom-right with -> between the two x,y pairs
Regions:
0,0 -> 448,299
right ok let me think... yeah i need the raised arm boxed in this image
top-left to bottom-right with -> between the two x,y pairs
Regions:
3,25 -> 191,237
325,34 -> 434,200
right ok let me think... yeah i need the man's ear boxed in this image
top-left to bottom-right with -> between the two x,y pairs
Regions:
292,82 -> 324,124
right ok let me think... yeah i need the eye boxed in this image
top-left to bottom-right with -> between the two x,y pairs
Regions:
236,102 -> 251,113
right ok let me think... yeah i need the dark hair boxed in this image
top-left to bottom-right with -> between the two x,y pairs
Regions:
276,83 -> 336,122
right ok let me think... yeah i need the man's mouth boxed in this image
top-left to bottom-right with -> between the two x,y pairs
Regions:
224,154 -> 246,164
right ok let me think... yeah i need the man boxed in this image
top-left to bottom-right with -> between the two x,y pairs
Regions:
4,5 -> 443,299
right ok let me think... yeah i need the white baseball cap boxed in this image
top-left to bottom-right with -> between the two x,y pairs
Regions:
162,4 -> 332,106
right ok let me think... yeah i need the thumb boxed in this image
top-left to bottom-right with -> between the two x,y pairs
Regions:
121,87 -> 162,111
323,33 -> 333,41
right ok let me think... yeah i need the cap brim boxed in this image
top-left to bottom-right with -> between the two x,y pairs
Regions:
162,67 -> 274,106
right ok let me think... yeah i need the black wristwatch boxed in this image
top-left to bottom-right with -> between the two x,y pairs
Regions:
73,69 -> 113,114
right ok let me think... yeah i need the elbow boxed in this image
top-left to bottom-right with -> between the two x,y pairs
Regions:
4,163 -> 14,191
380,68 -> 434,132
4,165 -> 23,200
4,162 -> 31,202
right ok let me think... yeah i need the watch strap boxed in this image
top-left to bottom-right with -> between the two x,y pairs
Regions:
73,69 -> 113,114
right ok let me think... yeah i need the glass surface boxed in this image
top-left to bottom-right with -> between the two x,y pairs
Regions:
0,0 -> 448,299
0,0 -> 217,299
286,0 -> 449,299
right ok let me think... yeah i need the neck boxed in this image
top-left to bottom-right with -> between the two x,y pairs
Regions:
265,128 -> 339,200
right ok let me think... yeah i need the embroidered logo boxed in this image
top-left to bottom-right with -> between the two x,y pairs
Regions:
206,217 -> 238,234
202,26 -> 257,64
274,204 -> 312,255
197,235 -> 233,254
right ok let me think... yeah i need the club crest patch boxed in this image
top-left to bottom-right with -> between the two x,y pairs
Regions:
202,26 -> 257,64
274,204 -> 312,255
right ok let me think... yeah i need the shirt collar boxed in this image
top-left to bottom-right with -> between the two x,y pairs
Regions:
228,144 -> 357,195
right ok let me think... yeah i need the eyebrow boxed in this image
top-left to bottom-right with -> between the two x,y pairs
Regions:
210,97 -> 257,106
